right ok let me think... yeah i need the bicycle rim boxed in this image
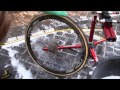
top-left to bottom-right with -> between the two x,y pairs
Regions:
25,14 -> 88,76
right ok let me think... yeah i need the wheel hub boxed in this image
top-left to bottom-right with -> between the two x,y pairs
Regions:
48,42 -> 58,53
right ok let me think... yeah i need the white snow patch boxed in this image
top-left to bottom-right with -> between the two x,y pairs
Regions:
4,64 -> 10,68
102,75 -> 120,79
77,75 -> 81,79
89,71 -> 93,75
2,45 -> 33,79
80,16 -> 92,21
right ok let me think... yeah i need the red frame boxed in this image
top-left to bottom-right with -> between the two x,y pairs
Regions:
43,11 -> 118,63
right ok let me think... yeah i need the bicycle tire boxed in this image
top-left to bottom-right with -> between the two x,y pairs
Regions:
25,14 -> 89,76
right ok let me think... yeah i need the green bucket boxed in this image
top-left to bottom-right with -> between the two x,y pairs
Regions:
43,11 -> 68,16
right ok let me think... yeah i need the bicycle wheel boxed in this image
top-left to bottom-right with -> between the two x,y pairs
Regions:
25,14 -> 89,76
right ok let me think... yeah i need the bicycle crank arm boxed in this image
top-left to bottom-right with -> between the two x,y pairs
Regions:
43,44 -> 82,51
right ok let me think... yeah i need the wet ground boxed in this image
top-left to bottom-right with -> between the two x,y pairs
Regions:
0,14 -> 120,79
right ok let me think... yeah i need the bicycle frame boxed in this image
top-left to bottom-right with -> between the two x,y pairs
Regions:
88,11 -> 118,62
43,11 -> 119,64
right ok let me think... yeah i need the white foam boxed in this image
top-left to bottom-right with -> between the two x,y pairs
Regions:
2,46 -> 33,79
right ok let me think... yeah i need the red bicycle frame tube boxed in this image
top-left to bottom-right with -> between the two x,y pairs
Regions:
43,44 -> 82,51
43,39 -> 107,51
90,48 -> 98,62
94,38 -> 107,45
89,15 -> 97,42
